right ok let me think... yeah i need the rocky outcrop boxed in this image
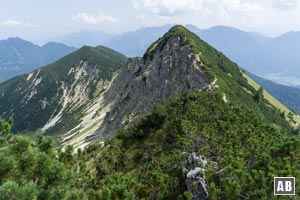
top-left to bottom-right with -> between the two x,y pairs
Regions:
184,153 -> 209,200
90,34 -> 210,140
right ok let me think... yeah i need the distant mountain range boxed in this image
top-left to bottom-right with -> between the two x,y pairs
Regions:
193,26 -> 300,84
0,37 -> 76,82
54,31 -> 114,48
102,24 -> 173,56
52,25 -> 173,56
4,24 -> 300,86
54,25 -> 300,86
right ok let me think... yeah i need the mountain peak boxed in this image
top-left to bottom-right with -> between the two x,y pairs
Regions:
143,25 -> 200,60
87,24 -> 297,143
168,24 -> 188,34
159,24 -> 195,42
88,25 -> 212,141
1,37 -> 36,46
6,37 -> 27,42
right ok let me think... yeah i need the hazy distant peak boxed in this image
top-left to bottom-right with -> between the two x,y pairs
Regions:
1,37 -> 36,46
41,42 -> 74,48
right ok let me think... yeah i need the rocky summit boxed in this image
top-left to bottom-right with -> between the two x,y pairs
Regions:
91,28 -> 210,140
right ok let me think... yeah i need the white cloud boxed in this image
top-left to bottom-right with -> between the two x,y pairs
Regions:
198,0 -> 300,34
133,0 -> 264,24
1,20 -> 36,27
76,12 -> 119,25
133,0 -> 202,16
131,0 -> 299,36
200,0 -> 264,23
134,0 -> 265,28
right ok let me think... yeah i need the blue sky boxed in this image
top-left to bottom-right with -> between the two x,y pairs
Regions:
0,0 -> 299,41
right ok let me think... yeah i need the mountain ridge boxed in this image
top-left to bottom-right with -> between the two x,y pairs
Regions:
0,45 -> 127,141
84,25 -> 298,145
88,25 -> 211,142
0,25 -> 299,149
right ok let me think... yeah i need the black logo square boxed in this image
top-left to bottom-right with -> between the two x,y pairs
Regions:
274,177 -> 295,195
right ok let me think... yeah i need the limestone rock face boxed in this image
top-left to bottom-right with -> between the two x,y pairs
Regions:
91,35 -> 210,140
185,152 -> 209,200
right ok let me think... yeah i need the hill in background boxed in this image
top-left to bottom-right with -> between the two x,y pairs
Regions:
0,37 -> 76,82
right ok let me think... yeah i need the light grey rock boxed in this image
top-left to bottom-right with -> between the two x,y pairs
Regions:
89,34 -> 210,140
185,152 -> 209,200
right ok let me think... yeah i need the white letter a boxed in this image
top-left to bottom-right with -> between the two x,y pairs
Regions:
277,181 -> 284,191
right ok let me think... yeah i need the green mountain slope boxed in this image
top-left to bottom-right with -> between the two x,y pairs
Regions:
243,72 -> 300,127
72,25 -> 300,199
247,71 -> 300,114
76,91 -> 300,199
144,25 -> 296,130
0,46 -> 127,137
80,25 -> 297,147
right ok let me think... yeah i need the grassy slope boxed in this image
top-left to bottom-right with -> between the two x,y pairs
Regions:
41,46 -> 126,82
0,46 -> 127,134
248,72 -> 300,114
243,72 -> 300,126
42,46 -> 127,136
